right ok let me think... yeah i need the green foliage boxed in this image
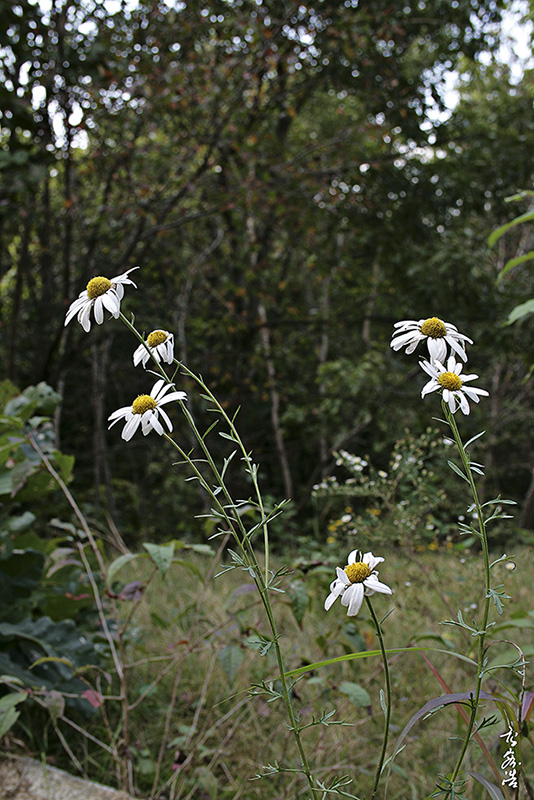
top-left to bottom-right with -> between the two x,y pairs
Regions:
0,381 -> 102,727
313,429 -> 456,550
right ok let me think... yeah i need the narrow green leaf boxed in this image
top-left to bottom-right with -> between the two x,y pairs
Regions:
466,771 -> 505,800
284,646 -> 477,679
464,431 -> 485,448
489,209 -> 534,248
506,298 -> 534,325
447,460 -> 469,483
498,250 -> 534,281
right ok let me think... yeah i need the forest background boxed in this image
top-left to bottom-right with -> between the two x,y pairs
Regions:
2,0 -> 534,552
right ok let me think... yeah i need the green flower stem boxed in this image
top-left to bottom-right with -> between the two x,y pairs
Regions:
177,360 -> 272,583
118,313 -> 271,582
443,401 -> 492,786
365,596 -> 392,800
160,428 -> 315,794
118,315 -> 314,792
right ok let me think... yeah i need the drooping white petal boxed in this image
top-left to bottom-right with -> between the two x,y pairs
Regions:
94,297 -> 105,325
364,576 -> 393,595
122,415 -> 141,441
79,302 -> 93,332
427,338 -> 447,364
101,290 -> 120,317
343,584 -> 364,616
157,406 -> 173,432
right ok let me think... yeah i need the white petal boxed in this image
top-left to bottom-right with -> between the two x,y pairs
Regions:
148,413 -> 164,435
133,344 -> 146,366
122,415 -> 141,441
94,297 -> 104,324
335,566 -> 351,585
157,406 -> 173,432
458,393 -> 470,415
421,379 -> 439,398
102,290 -> 120,317
446,336 -> 468,361
362,552 -> 384,570
344,584 -> 364,616
325,591 -> 339,611
427,338 -> 447,364
462,386 -> 488,400
108,406 -> 132,423
158,390 -> 186,405
150,379 -> 167,399
364,576 -> 392,595
79,302 -> 93,332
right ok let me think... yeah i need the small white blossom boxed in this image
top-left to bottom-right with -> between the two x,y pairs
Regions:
391,317 -> 472,363
65,268 -> 139,332
133,329 -> 174,368
108,379 -> 186,441
420,356 -> 489,415
325,550 -> 392,617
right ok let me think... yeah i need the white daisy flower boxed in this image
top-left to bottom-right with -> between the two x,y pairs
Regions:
64,267 -> 139,332
108,379 -> 186,441
324,550 -> 392,617
420,355 -> 489,415
391,316 -> 472,363
133,330 -> 174,368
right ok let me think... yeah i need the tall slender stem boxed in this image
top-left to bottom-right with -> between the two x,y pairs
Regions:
443,402 -> 492,786
365,596 -> 392,800
116,314 -> 314,792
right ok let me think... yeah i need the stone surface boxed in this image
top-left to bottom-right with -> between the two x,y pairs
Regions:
0,757 -> 135,800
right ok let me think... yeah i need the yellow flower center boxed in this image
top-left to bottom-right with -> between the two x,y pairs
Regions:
420,317 -> 446,339
86,276 -> 112,299
438,372 -> 463,391
132,395 -> 157,415
344,562 -> 371,584
147,330 -> 168,348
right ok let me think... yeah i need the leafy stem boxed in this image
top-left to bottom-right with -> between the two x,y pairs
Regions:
119,313 -> 315,793
443,401 -> 492,788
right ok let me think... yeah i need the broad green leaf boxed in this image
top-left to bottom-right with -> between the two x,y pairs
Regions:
0,692 -> 27,712
339,681 -> 371,708
51,451 -> 75,482
217,644 -> 244,685
287,580 -> 309,628
0,706 -> 21,738
143,542 -> 175,578
172,558 -> 203,580
107,552 -> 143,584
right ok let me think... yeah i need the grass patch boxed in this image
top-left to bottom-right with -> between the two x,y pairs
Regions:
19,543 -> 530,799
